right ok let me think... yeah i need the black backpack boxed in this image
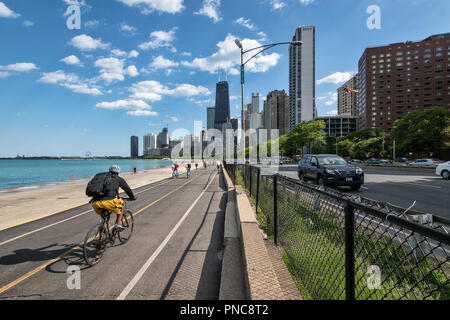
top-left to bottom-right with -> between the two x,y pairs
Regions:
86,172 -> 109,197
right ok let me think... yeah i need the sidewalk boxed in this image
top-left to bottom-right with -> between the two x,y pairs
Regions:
0,165 -> 193,231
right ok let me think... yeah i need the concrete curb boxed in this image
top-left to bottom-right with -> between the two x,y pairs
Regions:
220,168 -> 301,300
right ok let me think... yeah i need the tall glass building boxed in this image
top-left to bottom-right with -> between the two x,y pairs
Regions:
214,81 -> 230,131
130,136 -> 139,158
289,26 -> 316,130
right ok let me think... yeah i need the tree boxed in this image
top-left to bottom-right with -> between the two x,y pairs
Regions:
392,107 -> 450,158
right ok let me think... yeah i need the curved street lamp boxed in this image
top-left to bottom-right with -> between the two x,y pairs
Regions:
235,39 -> 302,165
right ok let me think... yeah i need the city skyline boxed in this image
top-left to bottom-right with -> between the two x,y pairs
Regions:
1,0 -> 450,157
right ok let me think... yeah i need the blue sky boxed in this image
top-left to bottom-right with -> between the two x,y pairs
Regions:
0,0 -> 449,157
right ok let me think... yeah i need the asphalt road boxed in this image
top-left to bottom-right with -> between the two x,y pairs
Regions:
0,168 -> 230,300
259,164 -> 450,219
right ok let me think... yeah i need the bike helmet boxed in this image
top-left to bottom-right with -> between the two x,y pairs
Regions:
109,165 -> 121,174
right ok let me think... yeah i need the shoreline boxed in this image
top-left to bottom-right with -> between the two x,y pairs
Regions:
0,159 -> 172,197
0,163 -> 173,197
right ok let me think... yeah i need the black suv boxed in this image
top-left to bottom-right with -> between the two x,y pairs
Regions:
298,154 -> 364,190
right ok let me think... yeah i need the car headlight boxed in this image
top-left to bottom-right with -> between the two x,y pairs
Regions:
356,167 -> 363,174
325,168 -> 337,175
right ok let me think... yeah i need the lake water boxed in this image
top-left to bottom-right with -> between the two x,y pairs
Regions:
0,159 -> 173,190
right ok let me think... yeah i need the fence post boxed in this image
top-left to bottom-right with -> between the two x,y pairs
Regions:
273,174 -> 278,246
249,166 -> 253,197
256,168 -> 260,211
344,202 -> 355,301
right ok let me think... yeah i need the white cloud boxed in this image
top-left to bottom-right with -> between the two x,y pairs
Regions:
317,72 -> 354,85
0,2 -> 20,18
39,70 -> 102,96
111,49 -> 128,57
270,0 -> 286,10
138,27 -> 177,51
23,20 -> 35,27
317,92 -> 338,106
0,62 -> 38,72
96,99 -> 151,110
126,65 -> 140,77
129,80 -> 211,102
149,55 -> 179,70
195,0 -> 221,23
300,0 -> 315,5
120,22 -> 137,34
127,109 -> 158,116
181,52 -> 191,57
182,34 -> 280,75
84,20 -> 100,29
116,0 -> 184,14
93,58 -> 139,82
235,17 -> 256,30
61,55 -> 81,65
257,31 -> 268,42
69,34 -> 110,51
170,116 -> 180,122
326,109 -> 338,116
128,50 -> 140,58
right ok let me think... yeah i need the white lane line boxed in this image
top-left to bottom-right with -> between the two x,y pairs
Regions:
116,172 -> 218,301
0,178 -> 174,247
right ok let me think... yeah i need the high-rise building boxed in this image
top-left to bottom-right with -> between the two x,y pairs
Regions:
143,133 -> 157,156
263,90 -> 290,139
214,81 -> 230,131
289,26 -> 316,130
357,33 -> 450,132
157,128 -> 169,148
338,75 -> 358,116
207,107 -> 215,130
314,115 -> 358,137
130,136 -> 139,158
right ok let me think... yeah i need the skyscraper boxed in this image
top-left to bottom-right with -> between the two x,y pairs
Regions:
207,107 -> 215,130
357,33 -> 449,132
263,90 -> 290,139
130,136 -> 139,158
289,26 -> 316,130
214,81 -> 230,131
157,128 -> 169,148
143,133 -> 157,156
338,75 -> 358,116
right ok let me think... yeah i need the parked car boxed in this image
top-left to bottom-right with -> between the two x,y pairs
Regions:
407,159 -> 444,167
436,161 -> 450,179
298,154 -> 364,190
349,159 -> 362,164
365,159 -> 381,165
395,157 -> 409,163
379,159 -> 391,164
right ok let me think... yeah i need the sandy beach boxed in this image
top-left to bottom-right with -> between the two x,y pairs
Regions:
0,164 -> 194,231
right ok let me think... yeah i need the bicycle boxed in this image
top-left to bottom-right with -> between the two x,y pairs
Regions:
172,168 -> 179,179
83,198 -> 134,266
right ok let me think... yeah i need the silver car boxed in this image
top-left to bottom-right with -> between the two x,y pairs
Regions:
436,161 -> 450,179
408,159 -> 443,167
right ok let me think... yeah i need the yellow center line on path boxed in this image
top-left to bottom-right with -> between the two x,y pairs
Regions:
0,173 -> 206,296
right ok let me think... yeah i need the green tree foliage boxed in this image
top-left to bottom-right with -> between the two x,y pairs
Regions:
392,107 -> 450,158
280,120 -> 326,156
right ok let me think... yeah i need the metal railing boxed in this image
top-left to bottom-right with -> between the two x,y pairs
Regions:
224,162 -> 450,300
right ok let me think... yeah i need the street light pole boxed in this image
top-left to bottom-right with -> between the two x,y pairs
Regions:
235,39 -> 302,167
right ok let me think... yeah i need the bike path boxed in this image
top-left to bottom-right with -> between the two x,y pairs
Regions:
0,168 -> 224,299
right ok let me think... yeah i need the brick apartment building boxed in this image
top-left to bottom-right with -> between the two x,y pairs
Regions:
357,33 -> 450,133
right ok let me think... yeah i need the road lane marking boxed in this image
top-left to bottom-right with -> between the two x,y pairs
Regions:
0,173 -> 205,296
403,182 -> 442,189
116,172 -> 218,300
0,179 -> 174,247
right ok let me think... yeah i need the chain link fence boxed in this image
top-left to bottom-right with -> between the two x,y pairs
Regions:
224,162 -> 450,300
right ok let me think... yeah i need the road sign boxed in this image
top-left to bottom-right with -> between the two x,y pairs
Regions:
241,65 -> 245,85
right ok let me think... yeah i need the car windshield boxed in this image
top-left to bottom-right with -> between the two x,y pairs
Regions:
318,156 -> 347,165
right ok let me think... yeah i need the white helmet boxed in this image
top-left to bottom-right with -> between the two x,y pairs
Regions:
109,165 -> 121,174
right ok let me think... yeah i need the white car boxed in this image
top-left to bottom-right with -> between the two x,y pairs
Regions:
436,161 -> 450,179
408,159 -> 443,167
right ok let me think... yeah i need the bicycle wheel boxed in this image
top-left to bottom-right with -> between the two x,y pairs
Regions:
118,210 -> 134,244
83,223 -> 107,266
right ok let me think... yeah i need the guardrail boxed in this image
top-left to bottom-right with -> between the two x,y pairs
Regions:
224,162 -> 450,300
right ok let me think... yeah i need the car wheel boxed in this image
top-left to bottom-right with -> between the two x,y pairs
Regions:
351,185 -> 361,191
298,171 -> 306,183
317,176 -> 326,187
442,170 -> 450,180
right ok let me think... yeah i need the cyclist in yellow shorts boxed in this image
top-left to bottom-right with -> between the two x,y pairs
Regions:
90,165 -> 136,231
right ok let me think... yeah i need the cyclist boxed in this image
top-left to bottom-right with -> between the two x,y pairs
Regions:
90,165 -> 136,232
217,160 -> 221,172
173,162 -> 179,178
186,163 -> 192,178
195,162 -> 198,170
